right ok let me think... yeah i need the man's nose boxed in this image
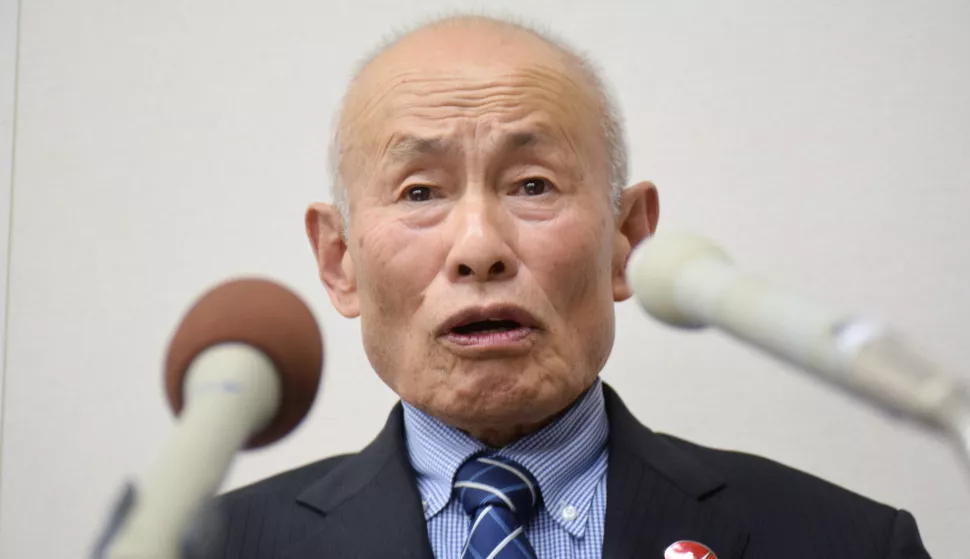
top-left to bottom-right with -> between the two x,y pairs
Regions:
445,199 -> 518,283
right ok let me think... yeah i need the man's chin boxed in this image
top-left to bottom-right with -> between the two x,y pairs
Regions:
417,378 -> 562,437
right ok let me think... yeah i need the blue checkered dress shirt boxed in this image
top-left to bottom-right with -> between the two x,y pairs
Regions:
402,379 -> 609,559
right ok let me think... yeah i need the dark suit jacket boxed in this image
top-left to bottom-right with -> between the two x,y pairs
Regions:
206,384 -> 931,558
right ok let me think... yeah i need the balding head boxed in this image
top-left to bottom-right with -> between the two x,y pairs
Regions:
306,15 -> 658,446
329,15 -> 628,230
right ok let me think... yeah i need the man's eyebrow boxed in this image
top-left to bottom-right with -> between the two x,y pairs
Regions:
386,136 -> 455,161
502,131 -> 549,152
500,129 -> 575,160
384,130 -> 557,162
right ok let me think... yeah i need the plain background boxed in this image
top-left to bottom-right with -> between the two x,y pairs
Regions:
0,0 -> 17,438
1,0 -> 968,557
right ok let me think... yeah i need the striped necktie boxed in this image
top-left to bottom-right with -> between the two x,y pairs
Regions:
454,455 -> 540,559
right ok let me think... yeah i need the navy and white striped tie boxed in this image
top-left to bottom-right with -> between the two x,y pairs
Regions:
454,455 -> 540,559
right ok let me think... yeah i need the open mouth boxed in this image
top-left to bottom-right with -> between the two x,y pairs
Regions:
451,318 -> 524,335
439,306 -> 539,350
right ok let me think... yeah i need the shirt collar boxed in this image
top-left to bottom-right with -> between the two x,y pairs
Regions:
402,379 -> 609,538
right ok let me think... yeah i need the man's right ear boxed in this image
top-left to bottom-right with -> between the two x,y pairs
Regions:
305,203 -> 360,318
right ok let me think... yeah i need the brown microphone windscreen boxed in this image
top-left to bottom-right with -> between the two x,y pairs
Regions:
165,278 -> 324,448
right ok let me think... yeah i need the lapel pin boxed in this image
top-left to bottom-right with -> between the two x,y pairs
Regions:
665,540 -> 717,559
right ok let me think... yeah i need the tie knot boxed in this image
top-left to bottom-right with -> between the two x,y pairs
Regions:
454,455 -> 539,525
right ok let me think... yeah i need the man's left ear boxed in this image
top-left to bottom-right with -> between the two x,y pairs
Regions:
612,180 -> 660,301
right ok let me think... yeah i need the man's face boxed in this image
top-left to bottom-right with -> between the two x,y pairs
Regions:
313,26 -> 654,440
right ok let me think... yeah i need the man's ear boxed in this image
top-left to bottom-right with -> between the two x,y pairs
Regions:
612,181 -> 660,302
305,203 -> 360,318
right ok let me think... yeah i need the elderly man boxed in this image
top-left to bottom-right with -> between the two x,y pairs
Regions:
213,15 -> 930,559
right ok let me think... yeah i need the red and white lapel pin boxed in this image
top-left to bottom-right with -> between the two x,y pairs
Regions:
664,540 -> 717,559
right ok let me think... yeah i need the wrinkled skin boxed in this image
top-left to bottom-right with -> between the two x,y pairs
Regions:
307,21 -> 659,446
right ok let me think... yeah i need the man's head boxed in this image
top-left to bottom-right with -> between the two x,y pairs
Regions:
307,16 -> 659,445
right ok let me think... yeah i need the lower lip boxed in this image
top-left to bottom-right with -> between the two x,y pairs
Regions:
440,326 -> 536,351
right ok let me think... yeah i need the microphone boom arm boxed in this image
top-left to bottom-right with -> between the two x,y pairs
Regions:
628,232 -> 970,478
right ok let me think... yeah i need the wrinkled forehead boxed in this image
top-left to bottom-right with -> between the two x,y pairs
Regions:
338,30 -> 606,175
353,70 -> 597,142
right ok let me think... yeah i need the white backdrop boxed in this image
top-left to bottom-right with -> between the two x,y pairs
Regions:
0,0 -> 20,447
1,0 -> 968,557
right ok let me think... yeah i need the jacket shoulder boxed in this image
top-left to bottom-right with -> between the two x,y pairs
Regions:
662,433 -> 897,513
218,452 -> 354,506
190,454 -> 354,558
657,434 -> 933,557
602,385 -> 929,557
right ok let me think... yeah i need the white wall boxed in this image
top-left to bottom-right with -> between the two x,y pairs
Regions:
1,0 -> 968,557
0,0 -> 20,470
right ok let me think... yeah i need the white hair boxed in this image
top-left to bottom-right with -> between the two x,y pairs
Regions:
328,14 -> 629,233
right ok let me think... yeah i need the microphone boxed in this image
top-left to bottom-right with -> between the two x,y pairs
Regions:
95,278 -> 324,559
626,232 -> 970,466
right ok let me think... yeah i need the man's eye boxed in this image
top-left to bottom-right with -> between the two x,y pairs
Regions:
519,178 -> 549,196
403,185 -> 434,202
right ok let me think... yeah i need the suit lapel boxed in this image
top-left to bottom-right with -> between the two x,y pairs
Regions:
283,404 -> 434,559
602,384 -> 750,559
274,385 -> 749,559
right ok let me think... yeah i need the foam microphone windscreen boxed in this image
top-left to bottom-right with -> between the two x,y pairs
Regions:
165,278 -> 324,448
